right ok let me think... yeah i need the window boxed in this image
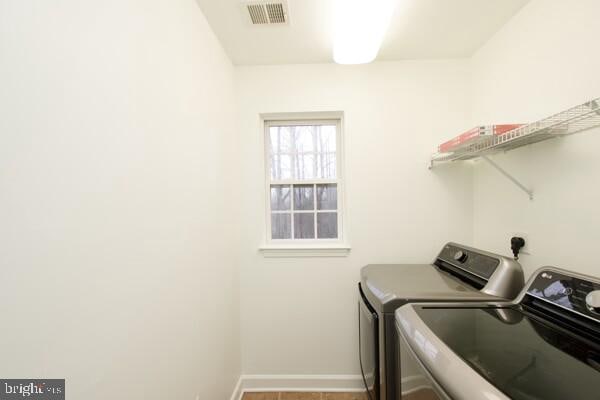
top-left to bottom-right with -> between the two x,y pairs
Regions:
264,116 -> 344,247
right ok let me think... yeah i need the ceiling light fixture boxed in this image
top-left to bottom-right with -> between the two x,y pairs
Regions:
332,0 -> 396,65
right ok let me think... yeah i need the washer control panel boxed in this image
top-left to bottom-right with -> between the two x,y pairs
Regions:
527,269 -> 600,320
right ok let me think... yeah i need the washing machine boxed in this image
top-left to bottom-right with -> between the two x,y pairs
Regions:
395,266 -> 600,400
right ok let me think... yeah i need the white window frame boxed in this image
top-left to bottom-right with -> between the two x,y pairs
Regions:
260,112 -> 350,257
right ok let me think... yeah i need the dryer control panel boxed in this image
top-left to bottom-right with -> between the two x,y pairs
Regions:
435,243 -> 524,299
437,243 -> 499,280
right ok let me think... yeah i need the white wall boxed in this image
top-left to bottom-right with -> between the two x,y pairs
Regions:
0,0 -> 240,399
236,61 -> 473,377
5,0 -> 597,394
470,0 -> 600,278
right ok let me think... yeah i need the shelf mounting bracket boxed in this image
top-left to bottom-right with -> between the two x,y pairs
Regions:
481,156 -> 533,200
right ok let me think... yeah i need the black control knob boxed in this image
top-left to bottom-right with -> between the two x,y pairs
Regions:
453,251 -> 468,263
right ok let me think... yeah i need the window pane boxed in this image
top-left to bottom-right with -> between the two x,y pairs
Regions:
295,153 -> 315,180
294,213 -> 315,239
317,213 -> 338,239
271,213 -> 291,239
270,154 -> 292,180
317,184 -> 337,210
267,120 -> 340,243
270,185 -> 291,211
269,126 -> 292,153
293,184 -> 314,210
317,125 -> 336,153
294,126 -> 315,153
317,152 -> 336,179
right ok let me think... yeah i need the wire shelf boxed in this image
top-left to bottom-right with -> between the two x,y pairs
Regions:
430,98 -> 600,167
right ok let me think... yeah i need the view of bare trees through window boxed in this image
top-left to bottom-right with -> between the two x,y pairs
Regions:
267,122 -> 340,240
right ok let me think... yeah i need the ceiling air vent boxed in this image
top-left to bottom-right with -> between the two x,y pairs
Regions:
244,1 -> 289,25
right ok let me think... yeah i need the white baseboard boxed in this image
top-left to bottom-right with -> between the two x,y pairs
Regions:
230,374 -> 364,400
228,373 -> 428,400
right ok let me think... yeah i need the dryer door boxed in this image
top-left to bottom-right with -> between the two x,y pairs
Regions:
359,283 -> 379,400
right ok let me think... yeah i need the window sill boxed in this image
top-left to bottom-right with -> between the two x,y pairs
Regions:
259,244 -> 351,258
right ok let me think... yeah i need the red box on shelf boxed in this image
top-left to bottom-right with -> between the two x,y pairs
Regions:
438,124 -> 523,153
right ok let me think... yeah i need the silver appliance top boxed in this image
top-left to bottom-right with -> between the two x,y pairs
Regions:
361,264 -> 495,312
360,242 -> 524,313
394,267 -> 600,400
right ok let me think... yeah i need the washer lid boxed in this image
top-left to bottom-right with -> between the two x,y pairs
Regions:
401,304 -> 600,400
361,264 -> 499,312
